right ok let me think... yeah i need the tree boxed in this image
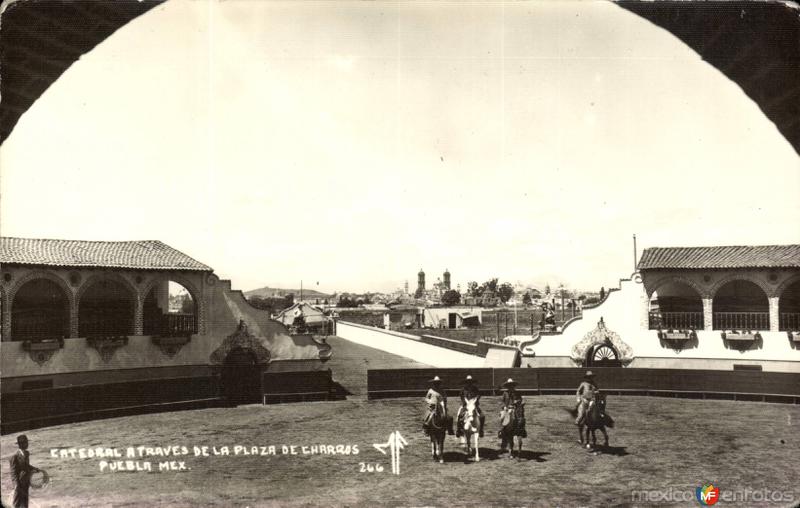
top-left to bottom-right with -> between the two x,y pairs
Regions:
599,287 -> 606,300
441,289 -> 461,306
522,292 -> 532,306
337,296 -> 358,308
285,293 -> 295,307
497,282 -> 514,303
179,295 -> 194,314
248,295 -> 270,311
479,278 -> 499,297
544,283 -> 551,295
467,281 -> 480,297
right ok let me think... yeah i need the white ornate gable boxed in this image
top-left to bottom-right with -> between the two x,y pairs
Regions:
570,317 -> 634,365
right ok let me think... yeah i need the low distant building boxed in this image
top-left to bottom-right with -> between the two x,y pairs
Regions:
273,302 -> 331,333
422,307 -> 482,329
463,295 -> 501,307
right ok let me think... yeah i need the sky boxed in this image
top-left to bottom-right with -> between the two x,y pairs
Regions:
1,0 -> 798,294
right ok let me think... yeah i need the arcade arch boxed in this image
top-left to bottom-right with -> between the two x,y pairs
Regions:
78,278 -> 135,337
10,278 -> 70,341
142,280 -> 198,336
712,279 -> 769,330
648,279 -> 704,330
778,279 -> 800,331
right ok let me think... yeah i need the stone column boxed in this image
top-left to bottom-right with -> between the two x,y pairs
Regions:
1,295 -> 11,340
769,296 -> 780,332
702,298 -> 713,331
134,297 -> 144,335
69,299 -> 79,338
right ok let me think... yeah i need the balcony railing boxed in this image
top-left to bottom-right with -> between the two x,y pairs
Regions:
779,313 -> 800,331
713,312 -> 769,331
649,312 -> 703,330
162,313 -> 197,336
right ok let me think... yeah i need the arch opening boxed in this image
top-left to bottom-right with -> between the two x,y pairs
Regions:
11,278 -> 69,341
78,279 -> 135,337
649,280 -> 704,330
143,280 -> 197,336
712,280 -> 769,330
779,279 -> 800,331
220,347 -> 263,405
584,342 -> 621,368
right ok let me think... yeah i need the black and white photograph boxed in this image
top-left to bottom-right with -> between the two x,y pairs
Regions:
0,0 -> 799,506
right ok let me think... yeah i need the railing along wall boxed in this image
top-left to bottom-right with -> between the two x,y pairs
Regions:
649,312 -> 703,330
779,313 -> 800,331
712,312 -> 770,330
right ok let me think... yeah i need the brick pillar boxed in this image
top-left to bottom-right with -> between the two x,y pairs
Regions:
134,297 -> 144,335
1,296 -> 10,340
69,299 -> 79,338
769,296 -> 779,332
702,298 -> 713,331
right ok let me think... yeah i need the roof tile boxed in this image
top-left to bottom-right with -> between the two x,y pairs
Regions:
638,245 -> 800,270
0,237 -> 212,271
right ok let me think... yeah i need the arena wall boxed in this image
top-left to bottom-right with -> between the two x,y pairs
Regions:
367,367 -> 800,403
335,321 -> 484,368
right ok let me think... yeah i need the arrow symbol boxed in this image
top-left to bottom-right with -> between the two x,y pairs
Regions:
373,431 -> 407,474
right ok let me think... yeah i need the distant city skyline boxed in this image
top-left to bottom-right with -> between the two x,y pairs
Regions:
2,0 -> 798,295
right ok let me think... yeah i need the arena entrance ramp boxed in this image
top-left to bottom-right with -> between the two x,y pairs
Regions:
483,346 -> 521,368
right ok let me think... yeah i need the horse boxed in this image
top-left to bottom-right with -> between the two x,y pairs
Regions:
580,392 -> 611,450
462,397 -> 480,462
499,399 -> 526,459
423,402 -> 447,463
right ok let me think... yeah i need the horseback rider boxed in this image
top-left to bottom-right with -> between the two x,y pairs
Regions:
425,376 -> 453,434
575,370 -> 598,426
501,377 -> 520,409
457,375 -> 485,438
499,378 -> 527,454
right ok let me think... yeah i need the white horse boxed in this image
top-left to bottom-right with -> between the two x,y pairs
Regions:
462,397 -> 480,462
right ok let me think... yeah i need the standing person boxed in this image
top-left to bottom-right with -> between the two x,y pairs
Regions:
457,375 -> 485,438
575,370 -> 598,426
9,434 -> 40,508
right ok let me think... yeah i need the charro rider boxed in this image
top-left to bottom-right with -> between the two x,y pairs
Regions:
575,370 -> 598,426
499,378 -> 527,454
425,376 -> 452,433
456,375 -> 485,438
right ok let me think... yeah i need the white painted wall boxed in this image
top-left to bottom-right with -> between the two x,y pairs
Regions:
518,274 -> 800,372
336,321 -> 484,368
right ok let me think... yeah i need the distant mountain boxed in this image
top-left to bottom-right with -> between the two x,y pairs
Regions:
245,286 -> 333,299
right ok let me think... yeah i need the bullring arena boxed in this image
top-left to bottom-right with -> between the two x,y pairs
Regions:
1,239 -> 799,507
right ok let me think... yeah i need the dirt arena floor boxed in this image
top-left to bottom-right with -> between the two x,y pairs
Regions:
1,337 -> 798,507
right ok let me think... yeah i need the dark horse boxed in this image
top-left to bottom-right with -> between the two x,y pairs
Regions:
423,402 -> 447,463
499,400 -> 526,459
580,392 -> 612,450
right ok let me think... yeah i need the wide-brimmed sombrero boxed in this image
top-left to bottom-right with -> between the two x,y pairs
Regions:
464,374 -> 474,382
501,378 -> 517,388
429,375 -> 443,384
584,370 -> 595,378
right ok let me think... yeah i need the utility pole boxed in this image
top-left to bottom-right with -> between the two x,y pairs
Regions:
633,233 -> 638,272
300,280 -> 303,303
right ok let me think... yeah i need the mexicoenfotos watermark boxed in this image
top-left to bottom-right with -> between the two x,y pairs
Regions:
631,484 -> 796,505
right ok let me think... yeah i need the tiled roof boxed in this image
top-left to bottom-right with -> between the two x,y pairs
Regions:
0,237 -> 212,271
638,245 -> 800,270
